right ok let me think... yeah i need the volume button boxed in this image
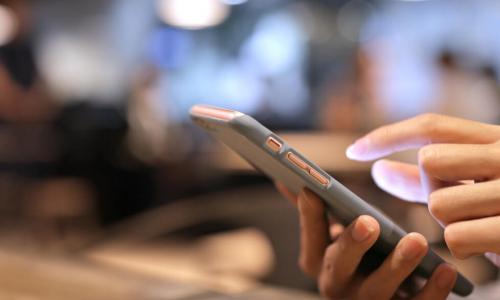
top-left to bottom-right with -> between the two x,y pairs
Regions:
309,168 -> 329,186
287,152 -> 308,170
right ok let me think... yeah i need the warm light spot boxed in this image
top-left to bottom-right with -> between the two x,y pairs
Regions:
156,0 -> 229,30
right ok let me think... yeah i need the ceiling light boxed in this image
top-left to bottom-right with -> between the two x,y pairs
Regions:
157,0 -> 229,30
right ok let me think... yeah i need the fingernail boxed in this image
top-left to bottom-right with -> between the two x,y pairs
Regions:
346,144 -> 357,159
346,138 -> 367,160
351,216 -> 375,242
485,252 -> 500,267
437,264 -> 456,289
398,234 -> 426,260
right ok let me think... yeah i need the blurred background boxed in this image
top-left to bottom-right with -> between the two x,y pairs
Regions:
0,0 -> 500,299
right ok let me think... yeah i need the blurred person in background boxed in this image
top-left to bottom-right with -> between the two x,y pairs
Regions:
0,0 -> 98,250
0,0 -> 55,123
319,48 -> 500,133
0,0 -> 156,249
434,51 -> 500,124
319,48 -> 385,132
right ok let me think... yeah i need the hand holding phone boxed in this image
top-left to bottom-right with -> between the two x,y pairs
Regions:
278,185 -> 457,300
190,104 -> 473,297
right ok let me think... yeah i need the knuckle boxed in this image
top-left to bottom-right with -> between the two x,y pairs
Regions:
418,145 -> 437,171
324,243 -> 338,258
416,113 -> 444,140
416,113 -> 441,132
428,191 -> 446,221
322,243 -> 340,272
444,225 -> 470,259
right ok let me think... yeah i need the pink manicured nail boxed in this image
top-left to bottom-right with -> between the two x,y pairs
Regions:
346,138 -> 368,160
346,144 -> 357,159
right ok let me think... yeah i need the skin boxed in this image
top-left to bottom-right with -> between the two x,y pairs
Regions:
275,112 -> 500,298
346,113 -> 500,263
275,183 -> 456,300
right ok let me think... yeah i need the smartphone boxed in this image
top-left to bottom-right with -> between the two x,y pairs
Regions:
190,104 -> 473,297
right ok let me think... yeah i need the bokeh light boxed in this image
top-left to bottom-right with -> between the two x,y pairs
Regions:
156,0 -> 229,30
221,0 -> 248,5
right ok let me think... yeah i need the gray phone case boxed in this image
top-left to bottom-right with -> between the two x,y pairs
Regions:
191,104 -> 473,297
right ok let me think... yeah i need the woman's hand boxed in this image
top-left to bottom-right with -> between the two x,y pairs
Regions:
275,184 -> 456,299
346,113 -> 500,264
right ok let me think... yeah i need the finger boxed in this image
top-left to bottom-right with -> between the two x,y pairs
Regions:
444,215 -> 500,259
297,189 -> 330,277
318,215 -> 380,299
358,233 -> 428,300
485,252 -> 500,267
429,179 -> 500,225
412,263 -> 456,300
346,113 -> 500,161
329,223 -> 344,240
418,144 -> 500,182
275,181 -> 298,205
371,159 -> 425,202
418,143 -> 497,200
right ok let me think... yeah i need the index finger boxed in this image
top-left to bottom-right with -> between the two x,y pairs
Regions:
346,114 -> 500,161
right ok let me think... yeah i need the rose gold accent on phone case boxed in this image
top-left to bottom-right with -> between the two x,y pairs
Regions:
287,151 -> 329,186
266,137 -> 282,152
309,168 -> 329,186
190,105 -> 240,121
287,152 -> 308,170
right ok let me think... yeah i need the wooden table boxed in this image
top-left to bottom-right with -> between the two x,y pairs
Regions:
0,247 -> 319,300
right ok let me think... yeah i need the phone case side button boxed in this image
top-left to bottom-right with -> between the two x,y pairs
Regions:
287,152 -> 308,170
266,137 -> 282,153
309,168 -> 329,186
